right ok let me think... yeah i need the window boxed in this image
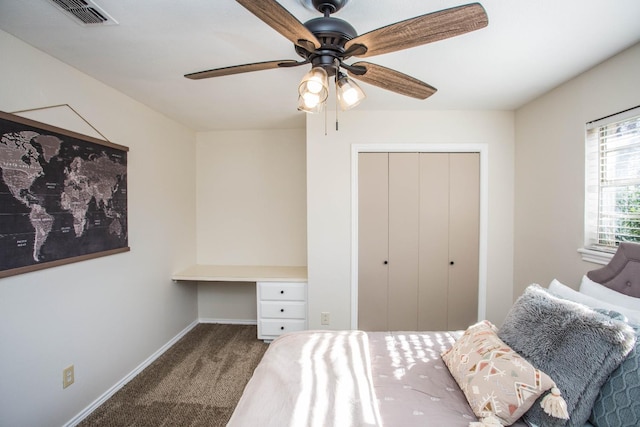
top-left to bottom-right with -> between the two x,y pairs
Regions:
584,106 -> 640,260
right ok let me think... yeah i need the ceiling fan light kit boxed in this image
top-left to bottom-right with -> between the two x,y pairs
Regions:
297,93 -> 323,113
336,72 -> 366,110
185,0 -> 488,115
298,67 -> 329,112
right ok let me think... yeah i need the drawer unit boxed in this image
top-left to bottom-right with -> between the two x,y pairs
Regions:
260,301 -> 306,319
257,281 -> 307,341
259,319 -> 306,337
259,282 -> 306,301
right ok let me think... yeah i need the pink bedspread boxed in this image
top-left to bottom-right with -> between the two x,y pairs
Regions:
228,330 -> 530,427
227,330 -> 382,427
368,331 -> 527,426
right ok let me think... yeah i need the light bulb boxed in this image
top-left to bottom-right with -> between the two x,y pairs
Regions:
341,87 -> 359,105
306,79 -> 324,94
302,92 -> 320,108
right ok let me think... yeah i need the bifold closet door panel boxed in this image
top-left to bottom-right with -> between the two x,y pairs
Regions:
448,153 -> 480,330
358,151 -> 480,332
388,153 -> 420,330
418,153 -> 450,331
358,153 -> 389,331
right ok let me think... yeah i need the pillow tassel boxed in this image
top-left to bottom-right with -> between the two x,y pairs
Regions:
540,387 -> 569,419
469,415 -> 503,427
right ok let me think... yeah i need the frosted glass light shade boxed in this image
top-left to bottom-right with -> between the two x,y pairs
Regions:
337,74 -> 366,110
297,94 -> 324,113
298,67 -> 329,113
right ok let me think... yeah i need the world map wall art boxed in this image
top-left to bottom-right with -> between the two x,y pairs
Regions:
0,111 -> 128,278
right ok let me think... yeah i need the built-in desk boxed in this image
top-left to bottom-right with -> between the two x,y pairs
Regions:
172,265 -> 308,341
171,264 -> 307,282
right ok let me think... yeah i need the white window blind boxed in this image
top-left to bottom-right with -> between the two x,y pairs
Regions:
585,106 -> 640,253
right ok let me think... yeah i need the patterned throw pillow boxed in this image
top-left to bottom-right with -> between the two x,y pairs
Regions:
442,321 -> 565,426
590,323 -> 640,427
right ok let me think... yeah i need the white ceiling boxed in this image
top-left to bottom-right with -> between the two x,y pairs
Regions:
1,0 -> 639,132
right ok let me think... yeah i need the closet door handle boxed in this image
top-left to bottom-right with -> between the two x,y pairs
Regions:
450,261 -> 455,265
383,260 -> 388,265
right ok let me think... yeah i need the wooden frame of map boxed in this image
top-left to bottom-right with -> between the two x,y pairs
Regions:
0,111 -> 129,278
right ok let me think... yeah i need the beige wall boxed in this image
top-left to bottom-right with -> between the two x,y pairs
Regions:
305,110 -> 516,329
514,42 -> 640,296
195,129 -> 307,321
0,30 -> 197,426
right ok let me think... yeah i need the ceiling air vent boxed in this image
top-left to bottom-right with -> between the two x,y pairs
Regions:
47,0 -> 118,26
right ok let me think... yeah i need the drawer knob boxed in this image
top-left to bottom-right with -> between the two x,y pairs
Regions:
280,308 -> 284,312
280,290 -> 284,294
280,326 -> 285,330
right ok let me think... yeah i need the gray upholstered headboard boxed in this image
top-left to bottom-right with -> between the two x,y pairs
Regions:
587,242 -> 640,298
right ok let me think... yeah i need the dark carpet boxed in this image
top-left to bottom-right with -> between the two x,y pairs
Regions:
79,324 -> 268,426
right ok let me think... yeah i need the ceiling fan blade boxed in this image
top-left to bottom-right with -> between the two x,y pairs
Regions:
185,60 -> 303,80
344,3 -> 488,58
348,62 -> 437,99
236,0 -> 321,51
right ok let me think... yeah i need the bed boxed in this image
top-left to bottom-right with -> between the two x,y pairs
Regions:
227,242 -> 640,427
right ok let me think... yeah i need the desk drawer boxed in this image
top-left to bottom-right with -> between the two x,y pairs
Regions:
260,319 -> 306,337
257,281 -> 307,341
258,282 -> 306,301
260,301 -> 306,319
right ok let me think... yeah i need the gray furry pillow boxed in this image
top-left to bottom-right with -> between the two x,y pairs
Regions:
498,284 -> 635,427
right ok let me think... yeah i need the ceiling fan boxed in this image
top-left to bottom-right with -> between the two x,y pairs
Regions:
185,0 -> 488,113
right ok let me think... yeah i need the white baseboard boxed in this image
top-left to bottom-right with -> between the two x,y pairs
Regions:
64,319 -> 200,427
199,317 -> 257,325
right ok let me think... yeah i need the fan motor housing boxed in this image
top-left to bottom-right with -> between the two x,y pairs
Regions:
305,16 -> 357,40
297,16 -> 357,75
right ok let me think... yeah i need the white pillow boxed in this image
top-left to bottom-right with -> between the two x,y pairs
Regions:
579,275 -> 640,311
548,279 -> 640,324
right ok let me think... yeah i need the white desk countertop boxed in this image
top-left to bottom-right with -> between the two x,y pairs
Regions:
171,265 -> 308,282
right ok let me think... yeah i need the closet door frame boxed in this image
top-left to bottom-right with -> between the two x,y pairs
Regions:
350,143 -> 489,329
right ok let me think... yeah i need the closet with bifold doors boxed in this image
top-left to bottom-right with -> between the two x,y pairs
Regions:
358,152 -> 480,331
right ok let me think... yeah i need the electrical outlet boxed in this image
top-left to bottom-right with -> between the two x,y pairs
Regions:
63,365 -> 74,389
321,312 -> 330,325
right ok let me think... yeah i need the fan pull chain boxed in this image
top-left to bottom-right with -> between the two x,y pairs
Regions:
324,98 -> 328,136
335,70 -> 339,131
